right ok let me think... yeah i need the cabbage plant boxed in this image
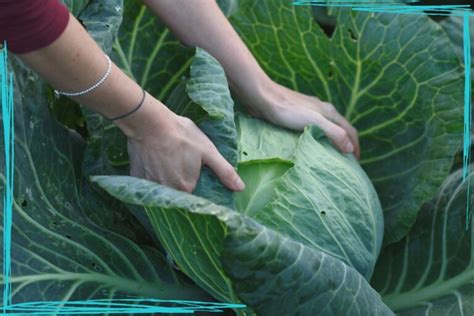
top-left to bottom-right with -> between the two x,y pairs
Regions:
94,47 -> 389,315
1,0 -> 471,315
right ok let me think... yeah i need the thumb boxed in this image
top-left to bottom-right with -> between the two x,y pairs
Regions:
202,146 -> 245,192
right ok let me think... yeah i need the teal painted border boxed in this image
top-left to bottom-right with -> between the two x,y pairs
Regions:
2,0 -> 473,314
1,41 -> 14,313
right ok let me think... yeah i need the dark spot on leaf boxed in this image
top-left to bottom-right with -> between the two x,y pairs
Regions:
321,211 -> 326,215
65,234 -> 72,239
348,29 -> 358,41
91,262 -> 101,272
20,198 -> 28,207
328,70 -> 333,80
243,151 -> 248,156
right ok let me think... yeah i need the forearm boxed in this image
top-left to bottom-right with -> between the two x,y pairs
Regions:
143,0 -> 271,108
18,13 -> 170,138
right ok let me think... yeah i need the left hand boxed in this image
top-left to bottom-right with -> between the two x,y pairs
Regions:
239,80 -> 360,160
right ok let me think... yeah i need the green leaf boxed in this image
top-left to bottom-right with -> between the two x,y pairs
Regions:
79,0 -> 124,52
371,168 -> 474,314
0,60 -> 211,306
93,174 -> 393,315
236,114 -> 300,162
229,0 -> 464,245
188,49 -> 238,208
94,178 -> 239,306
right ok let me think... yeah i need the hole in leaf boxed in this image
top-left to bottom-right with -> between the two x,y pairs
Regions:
328,70 -> 333,80
91,262 -> 102,272
311,7 -> 336,38
20,198 -> 28,207
65,234 -> 72,239
348,29 -> 358,41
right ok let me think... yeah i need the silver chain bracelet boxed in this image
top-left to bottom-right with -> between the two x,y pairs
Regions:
54,54 -> 112,98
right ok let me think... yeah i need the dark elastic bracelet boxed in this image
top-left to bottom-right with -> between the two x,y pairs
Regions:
106,88 -> 146,121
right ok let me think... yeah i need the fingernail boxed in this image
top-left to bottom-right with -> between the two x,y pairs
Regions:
344,142 -> 354,153
234,177 -> 245,191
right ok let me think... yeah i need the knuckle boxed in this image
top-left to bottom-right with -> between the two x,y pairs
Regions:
335,129 -> 349,144
178,181 -> 195,193
222,165 -> 237,180
323,102 -> 336,114
179,116 -> 195,129
326,102 -> 336,112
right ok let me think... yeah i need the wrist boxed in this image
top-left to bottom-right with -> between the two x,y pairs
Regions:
114,93 -> 174,140
230,71 -> 278,118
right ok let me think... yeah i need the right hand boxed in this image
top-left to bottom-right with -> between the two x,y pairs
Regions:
117,96 -> 245,193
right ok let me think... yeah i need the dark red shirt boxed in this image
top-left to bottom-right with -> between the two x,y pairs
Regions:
0,0 -> 70,54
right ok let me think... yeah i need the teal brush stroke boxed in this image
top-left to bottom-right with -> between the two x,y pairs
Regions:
1,40 -> 14,313
0,40 -> 245,314
4,298 -> 245,314
463,14 -> 472,229
292,2 -> 474,16
292,1 -> 473,228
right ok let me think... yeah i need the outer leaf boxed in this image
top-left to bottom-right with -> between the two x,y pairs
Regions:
371,168 -> 474,315
187,49 -> 238,208
93,175 -> 393,316
0,60 -> 210,306
230,0 -> 464,245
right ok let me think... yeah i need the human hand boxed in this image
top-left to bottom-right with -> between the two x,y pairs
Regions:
116,96 -> 245,193
239,80 -> 360,160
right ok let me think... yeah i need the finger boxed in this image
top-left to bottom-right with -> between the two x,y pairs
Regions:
310,112 -> 355,155
326,109 -> 360,160
202,145 -> 245,192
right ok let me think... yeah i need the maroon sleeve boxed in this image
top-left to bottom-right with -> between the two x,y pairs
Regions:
0,0 -> 70,54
